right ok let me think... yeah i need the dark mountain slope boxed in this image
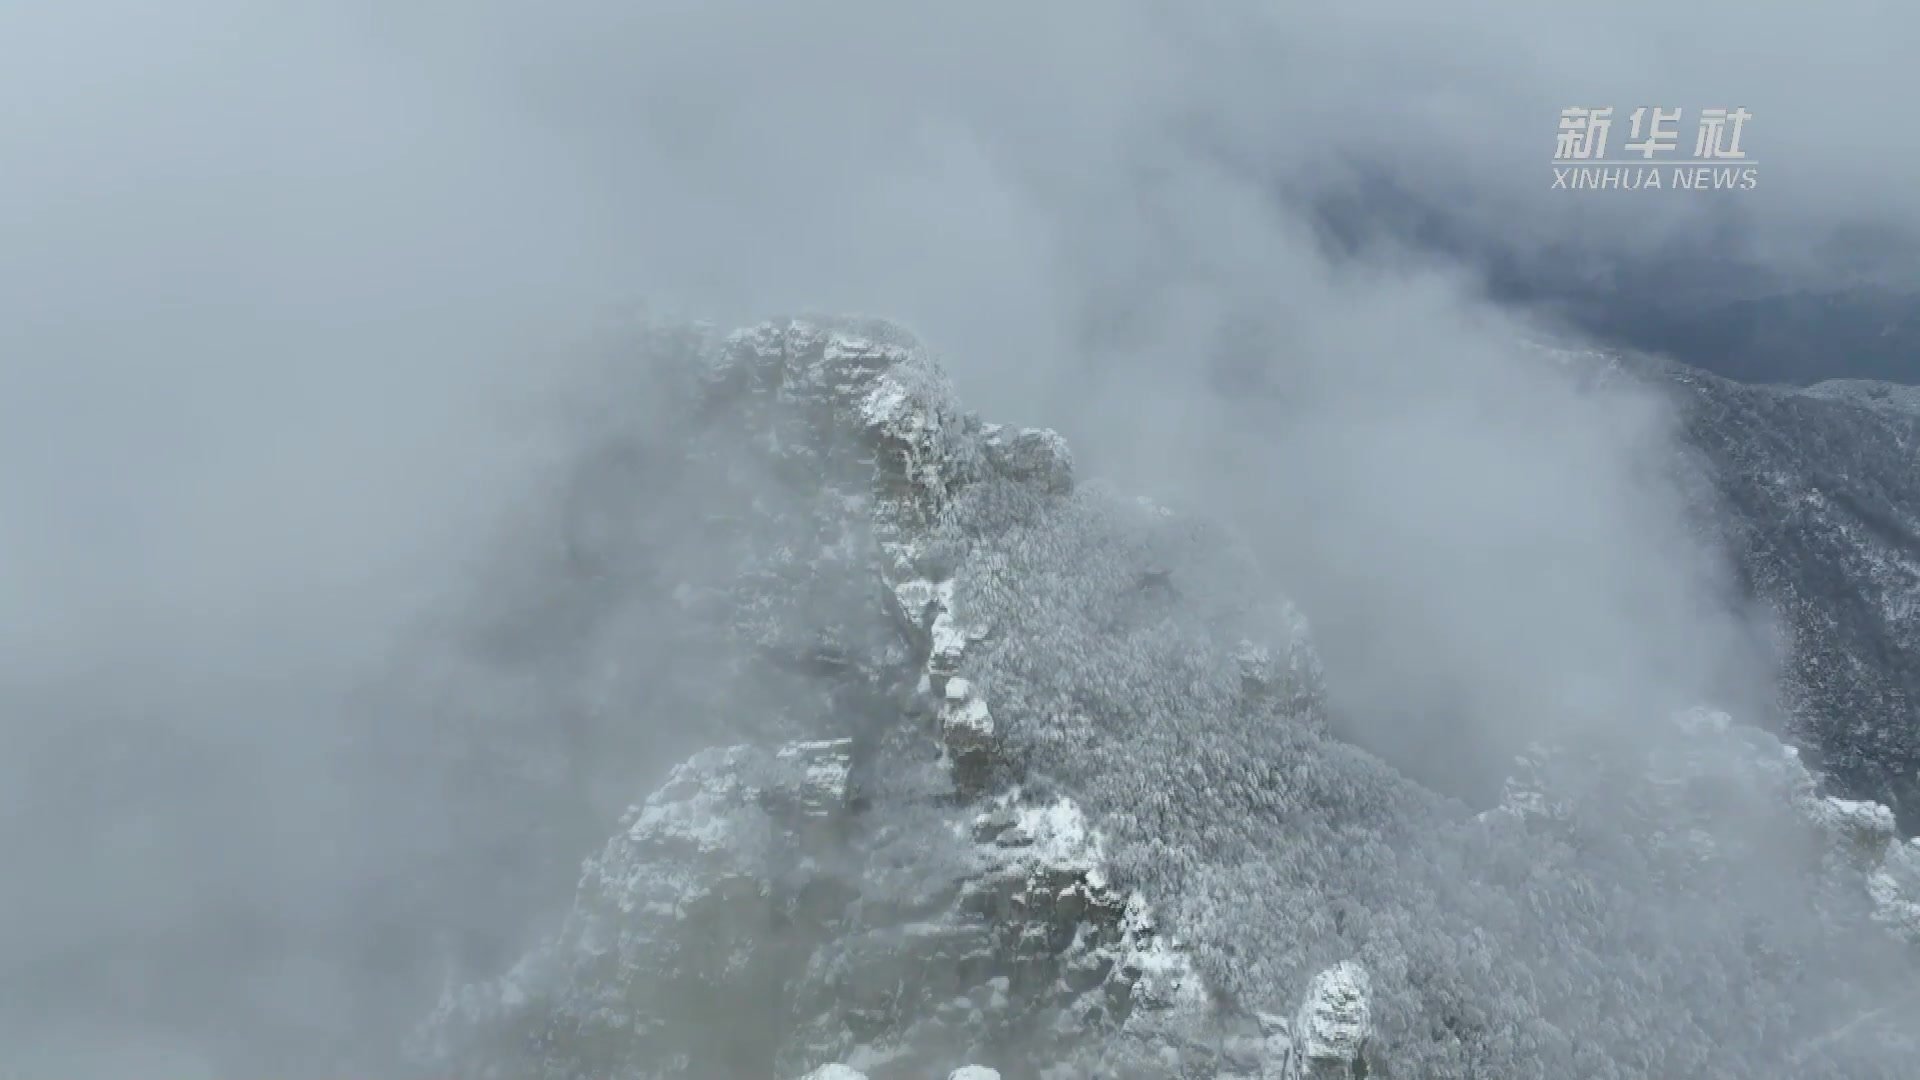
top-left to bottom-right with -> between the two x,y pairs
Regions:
1615,353 -> 1920,827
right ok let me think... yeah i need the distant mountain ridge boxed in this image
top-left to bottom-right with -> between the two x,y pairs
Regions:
1564,346 -> 1920,829
1306,170 -> 1920,387
1805,379 -> 1920,415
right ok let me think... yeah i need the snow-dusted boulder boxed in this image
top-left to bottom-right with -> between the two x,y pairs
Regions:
772,738 -> 856,819
982,424 -> 1074,495
940,677 -> 998,792
1292,963 -> 1372,1080
1808,796 -> 1899,865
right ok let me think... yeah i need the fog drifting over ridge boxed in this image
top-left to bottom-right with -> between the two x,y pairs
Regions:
0,1 -> 1910,1075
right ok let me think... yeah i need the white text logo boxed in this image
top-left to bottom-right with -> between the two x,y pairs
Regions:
1552,106 -> 1756,191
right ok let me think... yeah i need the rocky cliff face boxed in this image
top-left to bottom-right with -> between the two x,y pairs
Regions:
413,320 -> 1917,1079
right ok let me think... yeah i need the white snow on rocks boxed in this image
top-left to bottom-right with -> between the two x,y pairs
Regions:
774,738 -> 856,818
1867,836 -> 1920,944
419,318 -> 1331,1078
1809,796 -> 1898,851
981,423 -> 1074,495
1293,962 -> 1373,1080
940,677 -> 997,790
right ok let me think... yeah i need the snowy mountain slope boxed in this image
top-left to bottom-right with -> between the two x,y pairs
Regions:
413,319 -> 1920,1080
1804,379 -> 1920,415
1628,357 -> 1920,829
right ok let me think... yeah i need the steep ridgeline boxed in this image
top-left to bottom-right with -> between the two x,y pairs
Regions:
416,320 -> 1919,1080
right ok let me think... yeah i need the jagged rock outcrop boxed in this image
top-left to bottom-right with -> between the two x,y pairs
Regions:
939,677 -> 996,794
981,424 -> 1074,496
1292,963 -> 1373,1080
414,318 -> 1305,1078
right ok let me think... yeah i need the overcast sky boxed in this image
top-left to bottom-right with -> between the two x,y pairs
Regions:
1,2 -> 1913,1075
